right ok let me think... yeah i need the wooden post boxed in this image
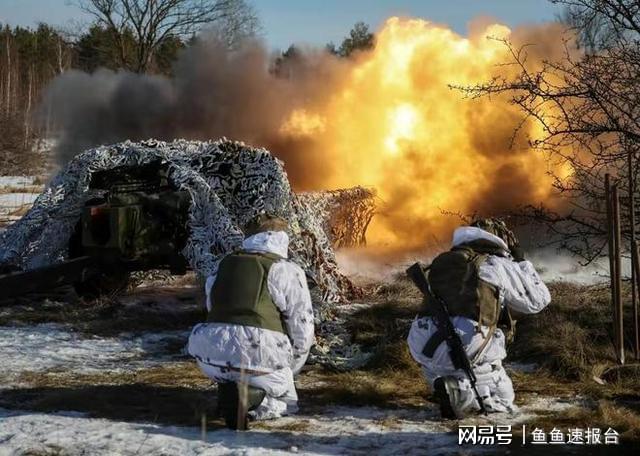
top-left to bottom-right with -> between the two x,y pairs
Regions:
633,245 -> 640,361
630,152 -> 640,360
200,412 -> 207,442
613,184 -> 625,365
606,174 -> 619,352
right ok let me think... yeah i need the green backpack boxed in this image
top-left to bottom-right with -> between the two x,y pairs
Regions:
424,239 -> 516,348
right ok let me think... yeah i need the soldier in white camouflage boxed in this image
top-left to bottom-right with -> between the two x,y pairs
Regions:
407,218 -> 551,418
188,214 -> 315,429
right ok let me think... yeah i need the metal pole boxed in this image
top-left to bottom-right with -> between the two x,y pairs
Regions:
613,184 -> 625,365
606,174 -> 619,355
629,151 -> 640,360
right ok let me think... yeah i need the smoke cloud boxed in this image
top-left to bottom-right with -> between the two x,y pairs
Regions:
42,36 -> 346,183
40,18 -> 574,253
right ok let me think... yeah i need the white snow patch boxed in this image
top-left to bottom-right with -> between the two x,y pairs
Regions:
0,399 -> 581,455
0,193 -> 38,211
0,324 -> 188,384
0,176 -> 35,187
0,407 -> 467,456
508,395 -> 580,425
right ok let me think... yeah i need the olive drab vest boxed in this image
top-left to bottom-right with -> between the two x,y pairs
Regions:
425,239 -> 516,340
207,250 -> 287,334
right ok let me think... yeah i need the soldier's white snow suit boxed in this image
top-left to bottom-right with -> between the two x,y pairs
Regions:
188,231 -> 315,419
407,226 -> 551,414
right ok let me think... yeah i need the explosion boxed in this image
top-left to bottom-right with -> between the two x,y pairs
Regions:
279,18 -> 569,250
43,17 -> 573,253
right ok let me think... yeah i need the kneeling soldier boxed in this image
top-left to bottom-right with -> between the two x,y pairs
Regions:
407,218 -> 550,418
188,214 -> 315,429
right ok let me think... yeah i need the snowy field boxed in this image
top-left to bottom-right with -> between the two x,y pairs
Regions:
0,193 -> 38,207
0,320 -> 464,455
0,185 -> 613,455
0,324 -> 189,386
0,291 -> 586,456
0,406 -> 461,456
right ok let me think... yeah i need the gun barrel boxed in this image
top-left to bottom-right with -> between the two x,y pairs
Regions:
0,256 -> 100,301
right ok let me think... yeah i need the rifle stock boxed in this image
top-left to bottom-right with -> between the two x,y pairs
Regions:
406,263 -> 430,296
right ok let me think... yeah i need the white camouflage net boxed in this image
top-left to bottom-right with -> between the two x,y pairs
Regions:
0,139 -> 376,368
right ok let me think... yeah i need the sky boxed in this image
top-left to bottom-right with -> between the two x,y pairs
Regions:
0,0 -> 560,50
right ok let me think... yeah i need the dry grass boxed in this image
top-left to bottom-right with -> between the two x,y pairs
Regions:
0,363 -> 220,427
487,280 -> 640,430
14,362 -> 210,390
509,281 -> 640,406
524,400 -> 640,441
509,282 -> 618,380
304,277 -> 429,409
19,447 -> 67,456
3,275 -> 639,440
0,184 -> 43,194
254,419 -> 312,432
0,286 -> 204,336
306,277 -> 640,444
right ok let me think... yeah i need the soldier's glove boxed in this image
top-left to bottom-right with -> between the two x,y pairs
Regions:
510,245 -> 526,262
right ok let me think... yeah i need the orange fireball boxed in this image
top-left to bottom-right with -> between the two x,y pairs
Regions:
280,18 -> 571,250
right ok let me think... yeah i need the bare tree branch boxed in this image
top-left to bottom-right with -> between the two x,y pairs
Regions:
460,0 -> 640,262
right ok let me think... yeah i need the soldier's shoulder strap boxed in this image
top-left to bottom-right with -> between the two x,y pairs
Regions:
237,249 -> 284,263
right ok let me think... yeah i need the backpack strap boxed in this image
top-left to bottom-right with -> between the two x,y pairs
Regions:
238,249 -> 284,262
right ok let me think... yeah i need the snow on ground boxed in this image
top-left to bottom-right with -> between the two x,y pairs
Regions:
0,406 -> 461,456
0,323 -> 188,385
0,176 -> 42,226
0,319 -> 580,455
0,392 -> 578,455
0,177 -> 35,187
0,194 -> 38,213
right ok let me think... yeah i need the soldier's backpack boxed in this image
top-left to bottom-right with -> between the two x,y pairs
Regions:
421,239 -> 515,358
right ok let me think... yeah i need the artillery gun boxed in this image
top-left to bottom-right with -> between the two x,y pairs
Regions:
0,139 -> 377,304
0,160 -> 191,300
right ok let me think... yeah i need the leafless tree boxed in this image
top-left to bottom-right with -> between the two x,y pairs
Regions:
461,0 -> 640,263
556,1 -> 617,52
78,0 -> 260,72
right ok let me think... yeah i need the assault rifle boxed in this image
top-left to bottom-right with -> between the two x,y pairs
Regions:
406,262 -> 488,415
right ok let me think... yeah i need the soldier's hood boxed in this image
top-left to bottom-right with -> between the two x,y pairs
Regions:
242,231 -> 289,258
451,226 -> 509,251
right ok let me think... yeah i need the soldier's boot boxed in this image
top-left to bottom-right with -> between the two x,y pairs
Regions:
433,376 -> 465,420
217,382 -> 266,431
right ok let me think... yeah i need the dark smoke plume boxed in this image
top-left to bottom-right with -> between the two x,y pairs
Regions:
40,36 -> 346,188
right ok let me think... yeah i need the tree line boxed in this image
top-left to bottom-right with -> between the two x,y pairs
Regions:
0,0 -> 375,174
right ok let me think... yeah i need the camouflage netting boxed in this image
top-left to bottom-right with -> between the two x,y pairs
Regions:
297,187 -> 376,249
0,139 -> 376,368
